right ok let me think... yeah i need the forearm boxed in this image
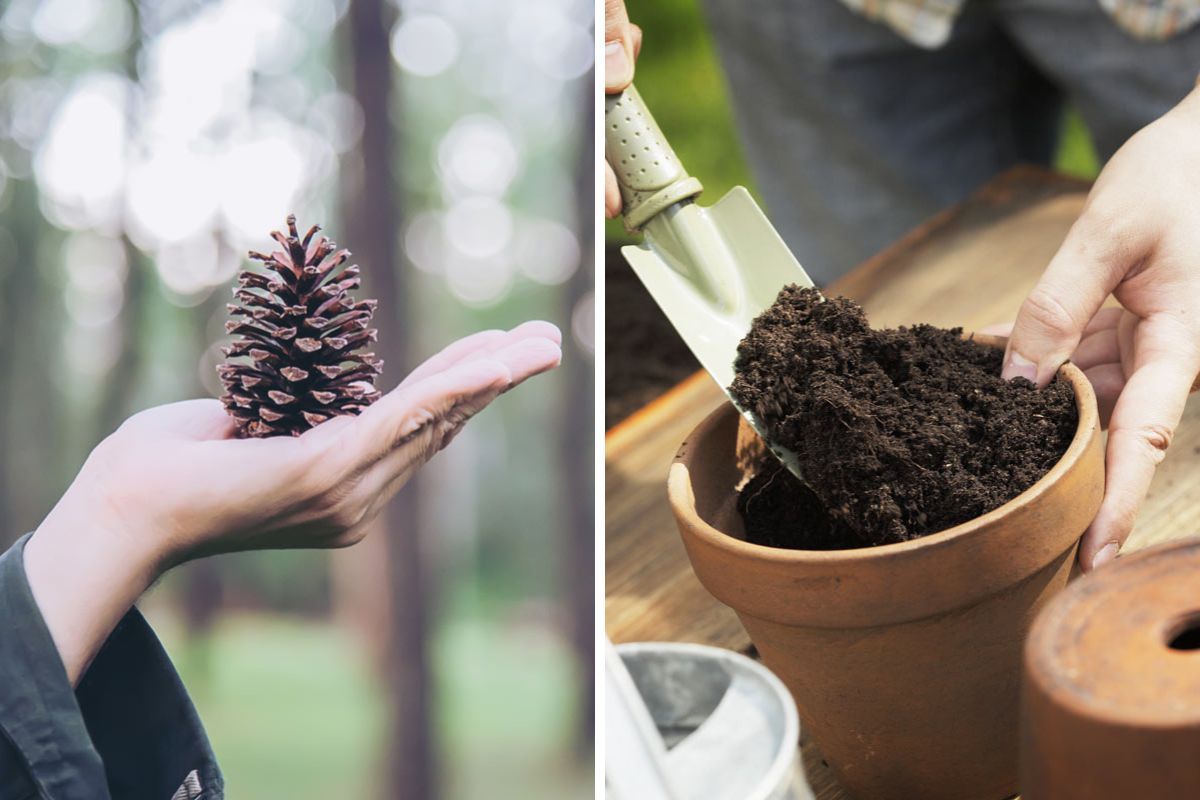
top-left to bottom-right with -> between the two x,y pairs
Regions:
23,498 -> 161,685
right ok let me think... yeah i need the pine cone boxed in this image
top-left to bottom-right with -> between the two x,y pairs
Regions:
218,215 -> 383,438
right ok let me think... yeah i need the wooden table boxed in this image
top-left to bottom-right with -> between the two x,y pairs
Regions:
604,167 -> 1200,799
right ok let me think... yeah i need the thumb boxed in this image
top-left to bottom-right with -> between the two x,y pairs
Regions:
605,0 -> 635,92
1004,203 -> 1149,387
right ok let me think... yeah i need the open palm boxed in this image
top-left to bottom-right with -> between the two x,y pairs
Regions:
24,321 -> 561,682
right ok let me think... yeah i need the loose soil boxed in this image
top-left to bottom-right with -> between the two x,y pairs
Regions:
730,286 -> 1077,550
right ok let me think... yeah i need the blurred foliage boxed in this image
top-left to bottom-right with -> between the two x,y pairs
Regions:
1056,110 -> 1101,179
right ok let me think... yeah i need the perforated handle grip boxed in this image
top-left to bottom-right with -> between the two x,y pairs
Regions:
605,85 -> 703,233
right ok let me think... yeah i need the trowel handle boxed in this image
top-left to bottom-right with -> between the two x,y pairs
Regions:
605,85 -> 703,234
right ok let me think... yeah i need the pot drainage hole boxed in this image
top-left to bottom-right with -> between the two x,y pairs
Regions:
1166,613 -> 1200,652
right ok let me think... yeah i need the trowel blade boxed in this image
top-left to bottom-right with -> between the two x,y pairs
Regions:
621,186 -> 813,476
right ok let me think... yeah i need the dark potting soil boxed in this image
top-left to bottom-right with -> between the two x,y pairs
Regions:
730,286 -> 1077,550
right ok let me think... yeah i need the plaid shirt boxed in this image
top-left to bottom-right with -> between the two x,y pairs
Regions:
842,0 -> 1200,48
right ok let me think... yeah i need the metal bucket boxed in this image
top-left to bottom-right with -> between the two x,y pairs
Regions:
611,641 -> 812,800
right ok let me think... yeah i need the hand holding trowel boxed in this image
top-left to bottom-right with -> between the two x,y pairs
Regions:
607,85 -> 816,479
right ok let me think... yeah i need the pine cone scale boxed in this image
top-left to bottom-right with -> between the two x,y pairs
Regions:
218,215 -> 382,438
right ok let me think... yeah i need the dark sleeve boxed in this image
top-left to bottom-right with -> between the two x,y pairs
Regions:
0,534 -> 223,800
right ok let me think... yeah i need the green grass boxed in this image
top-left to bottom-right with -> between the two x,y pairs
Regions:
146,609 -> 591,800
153,613 -> 387,800
435,616 -> 593,800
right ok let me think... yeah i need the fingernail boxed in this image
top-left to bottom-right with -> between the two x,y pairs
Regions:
1091,542 -> 1120,571
605,40 -> 632,89
1002,351 -> 1037,383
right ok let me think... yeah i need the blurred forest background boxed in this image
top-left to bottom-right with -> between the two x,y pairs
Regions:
0,1 -> 593,798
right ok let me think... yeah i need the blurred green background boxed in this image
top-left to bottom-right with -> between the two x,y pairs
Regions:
0,1 -> 592,798
605,0 -> 1102,245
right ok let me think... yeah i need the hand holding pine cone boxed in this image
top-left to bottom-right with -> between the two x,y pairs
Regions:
218,215 -> 383,437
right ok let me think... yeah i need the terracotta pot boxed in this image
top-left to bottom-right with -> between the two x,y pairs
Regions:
668,336 -> 1103,800
1021,538 -> 1200,799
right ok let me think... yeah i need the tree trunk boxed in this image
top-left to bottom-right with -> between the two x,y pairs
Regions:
96,242 -> 146,434
0,184 -> 23,545
97,0 -> 145,437
2,175 -> 57,539
178,274 -> 227,674
345,2 -> 435,798
563,80 -> 596,757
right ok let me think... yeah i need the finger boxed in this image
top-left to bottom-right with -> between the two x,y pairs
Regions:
1079,320 -> 1200,571
1083,306 -> 1124,336
1071,327 -> 1121,372
976,316 -> 1124,367
605,162 -> 621,219
443,324 -> 560,384
604,0 -> 635,91
398,322 -> 562,390
492,335 -> 562,387
631,23 -> 643,58
1082,362 -> 1125,426
398,329 -> 507,390
375,336 -> 560,466
326,358 -> 514,464
1003,202 -> 1155,387
347,333 -> 560,463
351,337 -> 562,508
1118,310 -> 1137,382
430,337 -> 560,441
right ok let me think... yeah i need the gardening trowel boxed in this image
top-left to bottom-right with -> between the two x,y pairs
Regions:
607,85 -> 814,478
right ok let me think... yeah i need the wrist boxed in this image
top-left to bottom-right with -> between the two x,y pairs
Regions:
23,493 -> 164,684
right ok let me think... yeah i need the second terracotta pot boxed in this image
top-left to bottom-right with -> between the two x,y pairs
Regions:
668,337 -> 1104,800
1021,538 -> 1200,799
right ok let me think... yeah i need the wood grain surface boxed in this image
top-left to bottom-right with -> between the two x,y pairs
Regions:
604,166 -> 1200,799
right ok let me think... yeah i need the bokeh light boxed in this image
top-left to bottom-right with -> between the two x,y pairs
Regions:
154,234 -> 238,304
445,197 -> 513,259
31,0 -> 131,54
571,290 -> 594,355
35,73 -> 129,231
389,14 -> 458,77
517,217 -> 579,286
126,147 -> 220,246
62,231 -> 127,328
438,115 -> 520,198
444,251 -> 515,307
404,210 -> 446,274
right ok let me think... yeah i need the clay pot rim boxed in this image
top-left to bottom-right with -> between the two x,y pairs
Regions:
1024,537 -> 1200,729
670,333 -> 1099,565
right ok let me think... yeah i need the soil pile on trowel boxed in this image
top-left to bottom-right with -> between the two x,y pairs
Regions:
730,286 -> 1077,550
